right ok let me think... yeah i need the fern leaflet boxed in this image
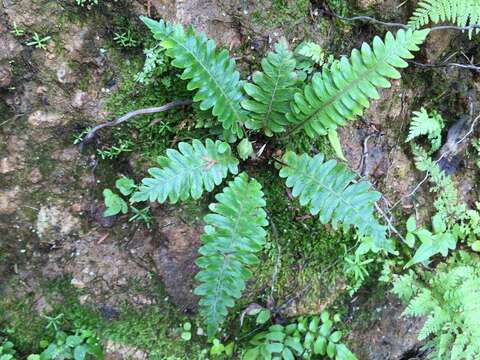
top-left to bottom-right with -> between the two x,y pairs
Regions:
194,173 -> 268,338
131,139 -> 238,204
406,107 -> 444,152
286,28 -> 430,138
408,0 -> 480,37
279,151 -> 394,254
241,39 -> 298,136
141,17 -> 247,138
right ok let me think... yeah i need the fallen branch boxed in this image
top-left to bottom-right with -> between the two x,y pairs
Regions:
79,99 -> 193,148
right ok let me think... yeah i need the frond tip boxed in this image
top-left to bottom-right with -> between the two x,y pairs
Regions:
279,151 -> 394,254
241,39 -> 298,136
131,139 -> 239,204
406,107 -> 443,149
194,173 -> 268,338
408,0 -> 480,37
141,16 -> 247,138
287,28 -> 430,138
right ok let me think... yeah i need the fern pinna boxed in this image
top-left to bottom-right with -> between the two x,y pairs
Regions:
279,151 -> 394,254
194,173 -> 268,338
409,0 -> 480,37
286,29 -> 430,138
131,139 -> 238,203
141,16 -> 247,139
241,39 -> 298,136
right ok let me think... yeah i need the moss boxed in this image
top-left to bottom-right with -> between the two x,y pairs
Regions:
251,0 -> 311,30
0,279 -> 48,355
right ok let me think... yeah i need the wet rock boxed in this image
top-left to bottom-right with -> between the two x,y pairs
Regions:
52,147 -> 80,162
152,210 -> 202,311
0,64 -> 12,88
0,186 -> 19,215
35,205 -> 80,243
0,157 -> 18,174
93,205 -> 117,228
71,90 -> 90,109
28,110 -> 64,128
28,168 -> 43,184
71,277 -> 86,288
0,24 -> 22,61
424,29 -> 456,63
151,0 -> 241,49
347,294 -> 425,360
34,296 -> 53,314
56,62 -> 76,84
104,340 -> 148,360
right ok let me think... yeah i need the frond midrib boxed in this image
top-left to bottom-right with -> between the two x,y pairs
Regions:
168,33 -> 244,127
290,42 -> 410,135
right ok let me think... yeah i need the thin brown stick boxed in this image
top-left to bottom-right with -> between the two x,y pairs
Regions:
325,10 -> 480,33
79,99 -> 193,148
409,60 -> 480,72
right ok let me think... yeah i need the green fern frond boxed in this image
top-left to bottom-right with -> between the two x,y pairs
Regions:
403,289 -> 435,317
392,271 -> 419,301
279,151 -> 395,253
141,17 -> 247,138
406,107 -> 444,152
418,309 -> 449,340
241,39 -> 298,136
131,139 -> 239,204
286,28 -> 430,138
408,0 -> 480,37
295,41 -> 325,64
194,173 -> 268,338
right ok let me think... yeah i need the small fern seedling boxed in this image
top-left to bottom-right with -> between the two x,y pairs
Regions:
406,107 -> 444,152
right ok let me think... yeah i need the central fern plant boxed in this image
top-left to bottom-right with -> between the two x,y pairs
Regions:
122,16 -> 432,338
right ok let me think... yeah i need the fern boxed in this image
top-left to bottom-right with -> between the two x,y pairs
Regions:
141,17 -> 247,138
194,173 -> 268,338
408,0 -> 480,37
286,28 -> 430,138
131,139 -> 239,204
279,151 -> 395,254
406,107 -> 444,152
393,251 -> 480,359
412,145 -> 466,225
241,39 -> 298,136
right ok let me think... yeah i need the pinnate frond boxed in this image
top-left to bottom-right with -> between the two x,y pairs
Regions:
408,0 -> 480,37
286,28 -> 429,138
194,173 -> 268,338
131,139 -> 238,204
141,17 -> 247,138
406,107 -> 444,151
279,151 -> 394,253
241,39 -> 298,136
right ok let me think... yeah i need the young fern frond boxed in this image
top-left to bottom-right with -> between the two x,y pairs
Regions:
141,17 -> 247,138
286,28 -> 430,138
131,139 -> 238,204
194,173 -> 268,338
406,107 -> 444,152
279,151 -> 394,254
393,252 -> 480,359
241,39 -> 298,136
408,0 -> 480,37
